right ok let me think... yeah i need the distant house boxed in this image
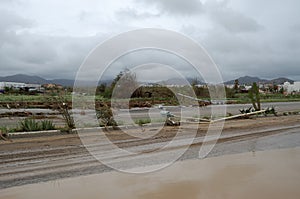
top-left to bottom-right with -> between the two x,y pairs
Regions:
283,81 -> 300,94
0,82 -> 5,93
0,82 -> 26,90
42,83 -> 63,90
0,82 -> 43,92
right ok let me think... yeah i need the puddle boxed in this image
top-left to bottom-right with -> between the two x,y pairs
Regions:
1,147 -> 300,199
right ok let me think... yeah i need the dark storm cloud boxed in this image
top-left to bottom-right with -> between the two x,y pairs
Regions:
0,11 -> 102,79
0,7 -> 107,79
200,22 -> 300,81
0,0 -> 299,81
178,1 -> 300,81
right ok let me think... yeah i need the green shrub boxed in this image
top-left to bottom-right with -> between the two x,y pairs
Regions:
264,107 -> 277,116
0,126 -> 8,133
135,118 -> 151,126
19,119 -> 56,132
40,120 -> 56,130
19,118 -> 41,132
0,127 -> 8,137
96,105 -> 118,128
239,107 -> 253,114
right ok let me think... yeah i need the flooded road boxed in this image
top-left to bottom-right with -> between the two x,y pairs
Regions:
1,147 -> 299,199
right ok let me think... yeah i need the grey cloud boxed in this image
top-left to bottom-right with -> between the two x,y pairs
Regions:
1,0 -> 299,82
0,9 -> 33,49
211,11 -> 263,33
0,32 -> 103,79
101,49 -> 199,81
202,27 -> 300,81
0,7 -> 106,79
290,24 -> 300,32
205,3 -> 263,33
0,9 -> 32,30
177,1 -> 300,81
115,8 -> 160,20
202,28 -> 258,54
138,0 -> 203,15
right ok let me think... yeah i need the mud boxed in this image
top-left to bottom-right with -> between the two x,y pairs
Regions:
1,147 -> 299,199
0,115 -> 299,190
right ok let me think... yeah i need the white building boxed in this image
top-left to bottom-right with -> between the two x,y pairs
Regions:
0,82 -> 26,90
283,81 -> 300,94
0,82 -> 42,92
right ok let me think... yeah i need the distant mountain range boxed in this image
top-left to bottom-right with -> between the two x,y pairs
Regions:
0,74 -> 75,86
0,74 -> 295,87
224,76 -> 294,85
0,74 -> 111,87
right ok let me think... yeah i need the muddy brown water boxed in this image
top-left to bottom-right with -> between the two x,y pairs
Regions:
1,147 -> 299,199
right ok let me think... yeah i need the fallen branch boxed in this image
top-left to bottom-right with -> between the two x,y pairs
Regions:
173,110 -> 267,124
211,109 -> 267,123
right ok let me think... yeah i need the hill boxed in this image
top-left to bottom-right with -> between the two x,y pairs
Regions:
0,74 -> 295,87
266,77 -> 294,85
224,76 -> 267,85
0,74 -> 74,86
0,74 -> 49,84
225,76 -> 294,85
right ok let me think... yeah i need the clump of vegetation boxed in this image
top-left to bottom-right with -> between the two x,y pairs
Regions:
40,120 -> 56,130
97,69 -> 142,99
239,106 -> 278,117
47,94 -> 75,132
283,111 -> 300,116
264,106 -> 278,116
239,107 -> 254,114
96,105 -> 118,129
19,118 -> 56,132
19,118 -> 41,132
134,118 -> 151,131
135,118 -> 151,126
0,127 -> 9,141
1,126 -> 16,132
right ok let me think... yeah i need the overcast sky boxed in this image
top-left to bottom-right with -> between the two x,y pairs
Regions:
0,0 -> 300,81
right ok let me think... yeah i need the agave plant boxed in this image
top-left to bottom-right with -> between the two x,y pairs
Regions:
239,106 -> 253,114
40,120 -> 56,130
264,106 -> 278,116
19,118 -> 41,132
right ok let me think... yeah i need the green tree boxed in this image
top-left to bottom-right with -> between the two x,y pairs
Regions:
234,79 -> 239,93
111,69 -> 142,99
103,71 -> 123,98
96,83 -> 107,95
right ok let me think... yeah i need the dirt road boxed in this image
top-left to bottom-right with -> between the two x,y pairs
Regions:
0,115 -> 299,189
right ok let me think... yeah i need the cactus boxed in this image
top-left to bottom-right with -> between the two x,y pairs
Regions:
249,82 -> 261,111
